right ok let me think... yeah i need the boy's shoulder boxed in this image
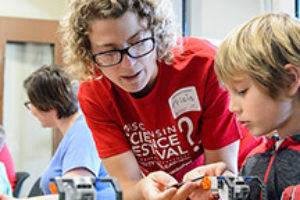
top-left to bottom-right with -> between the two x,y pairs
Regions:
242,134 -> 300,168
246,134 -> 300,158
244,136 -> 269,159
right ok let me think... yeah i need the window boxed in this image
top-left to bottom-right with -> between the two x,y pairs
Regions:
296,0 -> 300,17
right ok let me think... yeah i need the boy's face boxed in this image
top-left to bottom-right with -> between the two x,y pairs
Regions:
88,11 -> 158,94
224,75 -> 293,136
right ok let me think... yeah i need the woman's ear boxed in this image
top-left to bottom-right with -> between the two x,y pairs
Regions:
284,64 -> 300,96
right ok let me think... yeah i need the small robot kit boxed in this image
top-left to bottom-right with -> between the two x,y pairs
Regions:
50,175 -> 267,200
169,175 -> 267,200
50,176 -> 122,200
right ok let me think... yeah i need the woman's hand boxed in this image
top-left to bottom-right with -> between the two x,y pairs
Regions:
140,171 -> 197,200
183,162 -> 227,180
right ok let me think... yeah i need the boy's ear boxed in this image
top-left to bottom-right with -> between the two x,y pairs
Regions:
284,64 -> 300,96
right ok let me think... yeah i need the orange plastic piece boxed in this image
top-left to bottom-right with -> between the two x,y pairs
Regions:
49,182 -> 58,194
200,176 -> 211,190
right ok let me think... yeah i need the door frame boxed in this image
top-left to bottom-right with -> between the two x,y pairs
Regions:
0,16 -> 63,153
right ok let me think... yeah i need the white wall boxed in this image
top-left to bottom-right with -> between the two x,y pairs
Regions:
189,0 -> 296,43
171,0 -> 183,34
0,0 -> 68,20
190,0 -> 264,41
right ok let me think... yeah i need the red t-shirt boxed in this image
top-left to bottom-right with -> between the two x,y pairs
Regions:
0,143 -> 16,191
79,37 -> 242,180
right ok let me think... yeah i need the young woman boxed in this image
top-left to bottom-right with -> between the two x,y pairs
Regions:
60,0 -> 260,199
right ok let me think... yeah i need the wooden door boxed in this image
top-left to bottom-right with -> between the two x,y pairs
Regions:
0,17 -> 63,153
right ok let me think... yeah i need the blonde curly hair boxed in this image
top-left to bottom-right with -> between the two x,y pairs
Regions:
215,13 -> 300,99
60,0 -> 179,80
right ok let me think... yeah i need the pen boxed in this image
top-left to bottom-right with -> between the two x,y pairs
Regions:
167,176 -> 205,189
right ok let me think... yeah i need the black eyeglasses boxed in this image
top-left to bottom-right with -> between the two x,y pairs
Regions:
24,101 -> 32,110
91,37 -> 155,67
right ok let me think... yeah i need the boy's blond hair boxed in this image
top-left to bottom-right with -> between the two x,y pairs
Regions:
214,13 -> 300,99
60,0 -> 179,80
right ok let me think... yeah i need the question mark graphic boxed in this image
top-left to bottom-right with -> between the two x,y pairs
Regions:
178,117 -> 199,152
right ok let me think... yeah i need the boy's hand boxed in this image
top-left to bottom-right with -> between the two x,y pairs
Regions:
182,162 -> 228,200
